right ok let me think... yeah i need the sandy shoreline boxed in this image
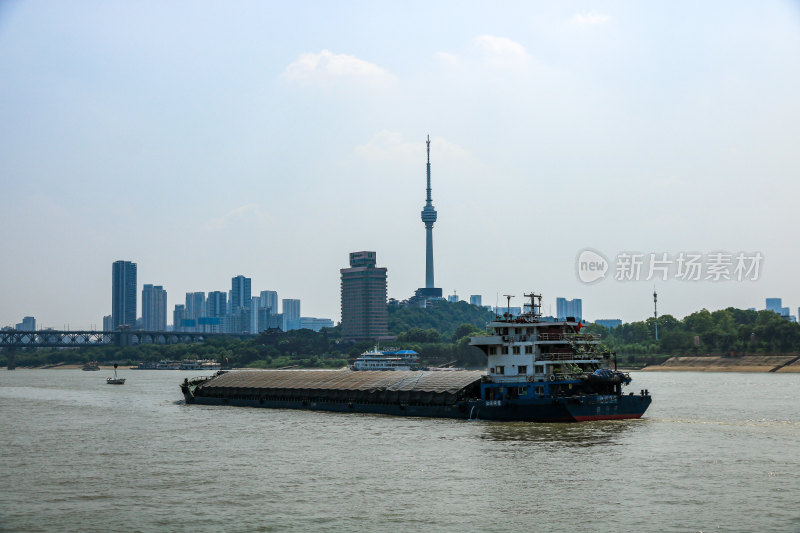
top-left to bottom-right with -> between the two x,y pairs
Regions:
642,355 -> 800,373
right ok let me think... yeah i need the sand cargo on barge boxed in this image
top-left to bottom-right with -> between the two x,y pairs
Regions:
180,291 -> 652,422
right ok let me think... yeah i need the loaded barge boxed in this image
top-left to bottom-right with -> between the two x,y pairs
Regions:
180,292 -> 651,422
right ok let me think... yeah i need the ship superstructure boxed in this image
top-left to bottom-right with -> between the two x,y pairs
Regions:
469,293 -> 650,421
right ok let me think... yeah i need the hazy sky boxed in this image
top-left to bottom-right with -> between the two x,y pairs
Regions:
2,1 -> 799,329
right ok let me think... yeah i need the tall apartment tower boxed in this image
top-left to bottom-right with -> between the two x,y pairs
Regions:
341,251 -> 388,340
416,135 -> 442,300
282,299 -> 301,331
260,290 -> 278,313
556,297 -> 583,322
231,275 -> 252,311
185,292 -> 206,321
112,260 -> 137,330
142,284 -> 168,331
206,291 -> 227,317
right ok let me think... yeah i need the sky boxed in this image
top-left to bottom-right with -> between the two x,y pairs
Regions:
1,0 -> 800,329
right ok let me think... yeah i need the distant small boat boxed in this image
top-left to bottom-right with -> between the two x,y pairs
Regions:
107,363 -> 125,385
83,361 -> 100,371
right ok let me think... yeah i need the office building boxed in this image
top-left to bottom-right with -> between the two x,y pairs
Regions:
595,319 -> 622,329
112,260 -> 137,330
341,251 -> 388,340
300,317 -> 335,332
15,316 -> 36,331
231,275 -> 252,311
469,295 -> 482,307
102,315 -> 112,331
447,292 -> 459,303
556,297 -> 583,321
765,298 -> 782,313
142,284 -> 168,331
282,299 -> 301,331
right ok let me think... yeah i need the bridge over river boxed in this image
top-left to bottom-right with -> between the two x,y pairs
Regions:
0,329 -> 256,369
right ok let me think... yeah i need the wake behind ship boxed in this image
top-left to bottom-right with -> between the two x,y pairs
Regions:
180,292 -> 651,422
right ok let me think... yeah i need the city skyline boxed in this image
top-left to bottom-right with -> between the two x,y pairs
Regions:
2,2 -> 799,328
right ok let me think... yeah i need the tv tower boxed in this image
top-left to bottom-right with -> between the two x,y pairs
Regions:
416,135 -> 442,300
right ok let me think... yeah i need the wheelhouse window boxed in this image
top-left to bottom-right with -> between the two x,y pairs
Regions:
496,366 -> 505,375
501,346 -> 509,355
525,346 -> 533,354
512,346 -> 521,355
488,347 -> 497,355
518,365 -> 527,375
535,364 -> 544,374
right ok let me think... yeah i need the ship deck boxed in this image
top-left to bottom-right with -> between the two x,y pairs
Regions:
194,369 -> 485,405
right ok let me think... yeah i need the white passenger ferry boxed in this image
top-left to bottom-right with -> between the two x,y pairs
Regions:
351,347 -> 420,371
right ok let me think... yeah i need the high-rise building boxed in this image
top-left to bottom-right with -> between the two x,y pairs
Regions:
173,304 -> 186,332
185,292 -> 206,321
250,296 -> 262,333
260,290 -> 278,313
469,295 -> 482,307
102,315 -> 112,331
416,136 -> 443,301
231,275 -> 252,311
447,292 -> 459,303
556,297 -> 583,322
765,298 -> 782,314
15,316 -> 36,331
341,251 -> 388,340
112,260 -> 137,330
206,291 -> 227,317
142,284 -> 168,331
282,299 -> 301,331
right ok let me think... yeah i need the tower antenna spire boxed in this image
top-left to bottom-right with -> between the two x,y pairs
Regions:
426,135 -> 432,204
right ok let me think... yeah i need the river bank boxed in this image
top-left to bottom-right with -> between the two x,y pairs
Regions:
642,355 -> 800,372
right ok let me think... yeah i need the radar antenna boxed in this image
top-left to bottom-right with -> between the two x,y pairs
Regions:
502,294 -> 515,319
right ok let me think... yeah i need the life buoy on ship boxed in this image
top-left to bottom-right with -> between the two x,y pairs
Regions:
549,375 -> 556,381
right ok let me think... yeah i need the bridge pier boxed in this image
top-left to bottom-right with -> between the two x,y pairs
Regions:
6,347 -> 15,370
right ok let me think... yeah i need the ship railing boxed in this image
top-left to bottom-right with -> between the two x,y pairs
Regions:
537,333 -> 600,341
537,353 -> 601,362
502,335 -> 529,342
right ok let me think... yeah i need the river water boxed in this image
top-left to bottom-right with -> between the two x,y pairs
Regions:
0,369 -> 798,533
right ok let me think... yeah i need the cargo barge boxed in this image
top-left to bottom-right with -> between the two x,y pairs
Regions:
180,292 -> 651,422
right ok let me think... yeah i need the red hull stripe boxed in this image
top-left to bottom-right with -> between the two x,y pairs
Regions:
572,414 -> 643,421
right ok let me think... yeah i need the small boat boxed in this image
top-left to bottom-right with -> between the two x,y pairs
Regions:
83,361 -> 100,371
106,363 -> 126,385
